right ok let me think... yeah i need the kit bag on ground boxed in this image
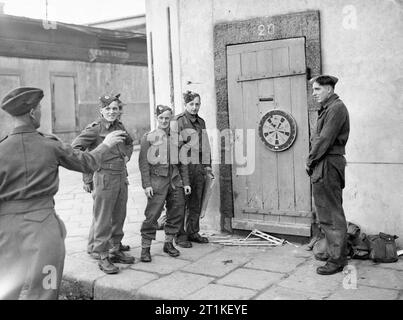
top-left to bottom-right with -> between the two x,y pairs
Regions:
366,232 -> 399,263
347,222 -> 370,260
350,233 -> 370,260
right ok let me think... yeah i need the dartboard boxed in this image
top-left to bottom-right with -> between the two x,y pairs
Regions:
258,110 -> 297,152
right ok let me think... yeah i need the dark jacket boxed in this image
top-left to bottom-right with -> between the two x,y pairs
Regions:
138,128 -> 189,189
171,111 -> 211,167
72,117 -> 133,178
0,124 -> 107,206
307,93 -> 350,170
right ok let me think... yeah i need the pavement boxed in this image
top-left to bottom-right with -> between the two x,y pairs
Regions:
56,148 -> 403,300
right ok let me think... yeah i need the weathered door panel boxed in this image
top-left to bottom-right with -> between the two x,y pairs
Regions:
227,38 -> 311,236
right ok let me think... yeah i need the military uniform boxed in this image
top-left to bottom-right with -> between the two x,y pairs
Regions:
0,124 -> 109,300
139,127 -> 189,251
172,111 -> 211,243
307,93 -> 350,270
71,117 -> 133,259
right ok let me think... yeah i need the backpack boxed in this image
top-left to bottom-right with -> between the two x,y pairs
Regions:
366,233 -> 399,263
350,233 -> 371,260
346,222 -> 371,260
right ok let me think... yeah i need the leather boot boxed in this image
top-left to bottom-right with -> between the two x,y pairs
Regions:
163,242 -> 180,257
140,247 -> 152,262
119,243 -> 130,252
98,257 -> 119,274
175,237 -> 192,248
109,250 -> 135,264
316,262 -> 345,275
189,233 -> 209,243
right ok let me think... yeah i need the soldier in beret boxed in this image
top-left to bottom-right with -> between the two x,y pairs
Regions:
306,75 -> 350,275
173,91 -> 212,248
72,93 -> 135,274
81,95 -> 131,259
138,105 -> 191,262
0,87 -> 126,299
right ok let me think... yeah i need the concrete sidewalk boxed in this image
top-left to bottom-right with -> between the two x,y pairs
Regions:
57,150 -> 403,300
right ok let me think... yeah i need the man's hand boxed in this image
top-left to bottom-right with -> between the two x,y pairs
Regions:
103,130 -> 127,147
83,182 -> 93,193
145,186 -> 154,198
124,156 -> 130,164
184,185 -> 191,195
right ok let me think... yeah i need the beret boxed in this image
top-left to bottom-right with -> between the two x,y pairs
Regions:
156,104 -> 172,116
309,75 -> 339,86
99,93 -> 123,108
1,87 -> 44,116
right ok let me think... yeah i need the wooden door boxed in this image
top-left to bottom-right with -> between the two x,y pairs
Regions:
51,73 -> 78,133
227,38 -> 311,236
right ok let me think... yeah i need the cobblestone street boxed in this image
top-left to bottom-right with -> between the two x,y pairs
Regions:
56,149 -> 403,300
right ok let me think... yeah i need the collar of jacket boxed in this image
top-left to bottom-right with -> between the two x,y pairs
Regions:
320,93 -> 339,111
11,124 -> 37,135
99,116 -> 118,129
184,110 -> 199,123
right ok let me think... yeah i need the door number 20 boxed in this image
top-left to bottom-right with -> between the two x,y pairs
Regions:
258,24 -> 275,36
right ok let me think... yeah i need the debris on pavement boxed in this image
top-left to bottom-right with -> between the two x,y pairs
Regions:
209,229 -> 299,247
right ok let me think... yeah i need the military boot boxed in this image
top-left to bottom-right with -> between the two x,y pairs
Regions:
316,262 -> 345,275
163,242 -> 180,257
98,257 -> 119,274
189,233 -> 209,243
109,250 -> 135,264
175,237 -> 192,248
140,247 -> 152,262
119,242 -> 131,252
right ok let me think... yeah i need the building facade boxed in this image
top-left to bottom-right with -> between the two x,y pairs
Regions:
145,0 -> 403,246
0,14 -> 149,143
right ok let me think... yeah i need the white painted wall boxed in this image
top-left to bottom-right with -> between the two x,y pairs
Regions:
146,0 -> 221,231
146,0 -> 403,245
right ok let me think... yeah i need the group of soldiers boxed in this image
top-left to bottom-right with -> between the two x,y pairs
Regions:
0,87 -> 212,299
70,90 -> 212,274
0,74 -> 349,299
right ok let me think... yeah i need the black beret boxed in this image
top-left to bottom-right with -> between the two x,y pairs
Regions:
99,93 -> 123,108
1,87 -> 44,116
310,75 -> 339,86
156,104 -> 172,116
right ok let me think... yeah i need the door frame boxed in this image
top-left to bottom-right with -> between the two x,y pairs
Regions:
213,10 -> 322,233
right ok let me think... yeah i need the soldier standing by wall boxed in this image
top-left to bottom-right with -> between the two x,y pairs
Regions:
174,91 -> 213,248
139,105 -> 191,262
0,87 -> 126,299
72,94 -> 135,275
306,75 -> 350,275
81,96 -> 131,255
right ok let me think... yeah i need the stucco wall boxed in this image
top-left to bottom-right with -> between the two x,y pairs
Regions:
146,0 -> 222,231
0,56 -> 150,143
146,0 -> 403,245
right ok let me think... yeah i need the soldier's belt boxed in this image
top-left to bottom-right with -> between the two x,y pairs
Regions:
100,162 -> 126,171
0,196 -> 54,215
